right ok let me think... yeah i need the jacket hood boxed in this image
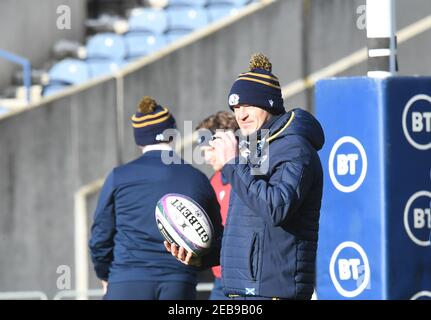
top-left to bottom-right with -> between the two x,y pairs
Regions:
264,108 -> 325,151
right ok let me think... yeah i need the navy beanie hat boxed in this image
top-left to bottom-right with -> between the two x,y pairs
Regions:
131,96 -> 176,146
228,53 -> 285,115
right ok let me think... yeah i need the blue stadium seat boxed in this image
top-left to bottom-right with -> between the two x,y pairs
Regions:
48,58 -> 91,85
207,0 -> 251,5
43,84 -> 69,97
207,4 -> 241,21
128,8 -> 168,34
166,7 -> 209,31
124,33 -> 168,59
167,0 -> 208,7
0,107 -> 9,115
164,30 -> 191,43
87,59 -> 126,77
86,33 -> 127,60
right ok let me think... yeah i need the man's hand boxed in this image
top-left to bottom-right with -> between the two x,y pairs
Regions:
209,131 -> 238,167
164,241 -> 202,267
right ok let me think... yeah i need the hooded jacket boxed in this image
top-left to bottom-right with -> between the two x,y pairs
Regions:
221,108 -> 324,299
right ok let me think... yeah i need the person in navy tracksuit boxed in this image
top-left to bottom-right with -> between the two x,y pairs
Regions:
195,111 -> 239,300
89,96 -> 223,300
208,53 -> 325,300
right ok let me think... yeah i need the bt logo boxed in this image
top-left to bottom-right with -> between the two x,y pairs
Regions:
403,190 -> 431,247
329,241 -> 371,298
402,94 -> 431,150
410,291 -> 431,300
336,154 -> 359,176
411,112 -> 431,132
329,136 -> 368,193
338,258 -> 361,280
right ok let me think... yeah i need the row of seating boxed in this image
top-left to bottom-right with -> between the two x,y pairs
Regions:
43,1 -> 256,96
151,0 -> 252,8
128,4 -> 251,35
44,58 -> 127,96
86,32 -> 173,60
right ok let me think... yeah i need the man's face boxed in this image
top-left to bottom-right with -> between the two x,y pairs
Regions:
233,104 -> 271,136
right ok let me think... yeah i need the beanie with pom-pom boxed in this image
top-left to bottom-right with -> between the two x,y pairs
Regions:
228,53 -> 285,115
131,96 -> 176,146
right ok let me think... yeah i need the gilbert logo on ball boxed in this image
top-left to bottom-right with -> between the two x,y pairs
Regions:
155,193 -> 214,256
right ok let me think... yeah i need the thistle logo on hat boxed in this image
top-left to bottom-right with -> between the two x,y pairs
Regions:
131,96 -> 176,146
156,133 -> 165,141
229,94 -> 240,106
228,53 -> 285,115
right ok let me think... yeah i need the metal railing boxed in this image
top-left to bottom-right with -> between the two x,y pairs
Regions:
0,49 -> 31,103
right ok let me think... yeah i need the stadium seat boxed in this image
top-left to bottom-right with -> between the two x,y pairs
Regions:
148,0 -> 169,9
164,30 -> 191,43
166,7 -> 209,31
207,0 -> 251,5
207,4 -> 241,22
0,107 -> 9,115
86,33 -> 127,60
52,39 -> 86,60
166,0 -> 208,7
85,13 -> 128,34
43,84 -> 69,97
87,59 -> 126,77
124,33 -> 168,59
48,58 -> 91,85
128,8 -> 168,34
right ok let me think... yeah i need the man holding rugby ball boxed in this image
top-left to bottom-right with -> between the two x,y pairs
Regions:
89,96 -> 223,300
171,53 -> 325,300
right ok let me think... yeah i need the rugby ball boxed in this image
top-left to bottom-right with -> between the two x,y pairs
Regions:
155,193 -> 214,256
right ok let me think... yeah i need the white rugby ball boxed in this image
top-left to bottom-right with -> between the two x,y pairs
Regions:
155,193 -> 214,256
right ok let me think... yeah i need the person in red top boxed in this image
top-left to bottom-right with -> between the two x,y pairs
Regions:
196,111 -> 239,300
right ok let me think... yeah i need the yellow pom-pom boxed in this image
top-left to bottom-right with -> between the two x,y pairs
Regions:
249,53 -> 272,72
138,96 -> 157,114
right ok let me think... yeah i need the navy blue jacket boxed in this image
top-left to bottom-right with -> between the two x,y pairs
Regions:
221,108 -> 324,299
89,150 -> 223,284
